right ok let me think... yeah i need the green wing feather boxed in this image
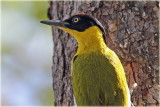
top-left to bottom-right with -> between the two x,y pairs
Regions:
72,48 -> 130,106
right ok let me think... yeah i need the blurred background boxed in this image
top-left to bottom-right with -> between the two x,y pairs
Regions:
1,1 -> 54,106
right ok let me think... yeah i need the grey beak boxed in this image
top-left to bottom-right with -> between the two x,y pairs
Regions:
40,20 -> 69,28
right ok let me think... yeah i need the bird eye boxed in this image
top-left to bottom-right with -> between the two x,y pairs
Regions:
73,17 -> 79,23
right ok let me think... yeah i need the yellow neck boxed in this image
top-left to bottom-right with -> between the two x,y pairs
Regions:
77,30 -> 106,54
59,26 -> 107,55
75,26 -> 107,54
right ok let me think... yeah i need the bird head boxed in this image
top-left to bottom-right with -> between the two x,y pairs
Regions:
41,13 -> 106,44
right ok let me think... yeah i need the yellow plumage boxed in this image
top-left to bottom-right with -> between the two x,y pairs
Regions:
67,26 -> 130,106
41,14 -> 131,106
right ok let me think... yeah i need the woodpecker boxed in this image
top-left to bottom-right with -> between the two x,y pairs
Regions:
41,13 -> 131,106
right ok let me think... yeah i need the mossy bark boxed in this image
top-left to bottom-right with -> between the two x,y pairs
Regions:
48,1 -> 159,106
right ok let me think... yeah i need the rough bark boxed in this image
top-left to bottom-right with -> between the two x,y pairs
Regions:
48,1 -> 159,106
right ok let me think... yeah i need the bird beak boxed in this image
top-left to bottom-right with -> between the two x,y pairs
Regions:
40,20 -> 69,28
40,19 -> 77,37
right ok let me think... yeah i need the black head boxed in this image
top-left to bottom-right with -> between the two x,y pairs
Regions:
41,14 -> 106,43
63,14 -> 105,35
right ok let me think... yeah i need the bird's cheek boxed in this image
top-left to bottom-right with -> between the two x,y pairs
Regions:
58,27 -> 79,38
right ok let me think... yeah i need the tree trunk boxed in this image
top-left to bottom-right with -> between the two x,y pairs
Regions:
47,1 -> 159,106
